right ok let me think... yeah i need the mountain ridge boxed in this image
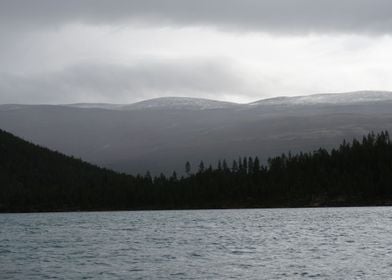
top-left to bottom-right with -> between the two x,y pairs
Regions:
2,90 -> 392,110
250,91 -> 392,106
1,90 -> 392,175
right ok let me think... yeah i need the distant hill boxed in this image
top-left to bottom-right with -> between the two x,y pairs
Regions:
122,96 -> 239,110
250,91 -> 392,105
1,91 -> 392,175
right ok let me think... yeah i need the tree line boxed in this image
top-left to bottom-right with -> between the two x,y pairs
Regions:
1,128 -> 392,212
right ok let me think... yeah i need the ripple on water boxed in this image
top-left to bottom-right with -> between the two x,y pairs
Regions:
1,207 -> 392,279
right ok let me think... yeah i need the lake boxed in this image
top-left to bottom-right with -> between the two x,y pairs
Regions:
1,207 -> 392,279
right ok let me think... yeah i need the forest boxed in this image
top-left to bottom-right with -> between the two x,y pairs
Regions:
1,128 -> 392,212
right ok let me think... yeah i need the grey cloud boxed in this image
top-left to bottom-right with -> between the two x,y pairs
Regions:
0,0 -> 391,34
0,60 -> 249,104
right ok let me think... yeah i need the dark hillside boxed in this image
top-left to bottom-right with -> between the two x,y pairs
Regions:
0,129 -> 136,211
1,128 -> 392,212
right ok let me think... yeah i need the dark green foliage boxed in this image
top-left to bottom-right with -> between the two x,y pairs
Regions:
198,161 -> 205,173
1,128 -> 392,212
232,160 -> 238,173
185,161 -> 191,176
0,129 -> 140,212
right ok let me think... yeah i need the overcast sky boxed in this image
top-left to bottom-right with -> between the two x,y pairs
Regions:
1,0 -> 392,104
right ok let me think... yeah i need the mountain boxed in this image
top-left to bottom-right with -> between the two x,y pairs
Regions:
1,91 -> 392,175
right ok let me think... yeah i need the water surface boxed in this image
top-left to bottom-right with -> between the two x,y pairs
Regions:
1,207 -> 392,279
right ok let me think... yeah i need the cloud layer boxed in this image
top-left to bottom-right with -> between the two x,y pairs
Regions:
0,60 -> 250,104
1,0 -> 392,34
1,1 -> 392,104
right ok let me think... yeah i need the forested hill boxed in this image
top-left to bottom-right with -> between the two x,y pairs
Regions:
1,128 -> 392,212
0,129 -> 137,212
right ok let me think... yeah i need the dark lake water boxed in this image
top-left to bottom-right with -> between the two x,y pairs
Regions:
1,207 -> 392,279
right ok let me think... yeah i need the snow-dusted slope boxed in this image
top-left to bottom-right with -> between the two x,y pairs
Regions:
65,103 -> 125,110
123,97 -> 239,110
63,97 -> 239,111
62,91 -> 392,111
0,104 -> 29,111
251,91 -> 392,106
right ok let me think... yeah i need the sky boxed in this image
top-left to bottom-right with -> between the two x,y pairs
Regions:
1,0 -> 392,104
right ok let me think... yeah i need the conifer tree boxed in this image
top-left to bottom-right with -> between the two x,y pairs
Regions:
145,171 -> 152,183
185,161 -> 191,176
248,157 -> 254,174
198,161 -> 205,173
232,160 -> 239,173
243,157 -> 248,173
253,157 -> 260,173
238,157 -> 243,171
222,159 -> 228,171
170,171 -> 178,181
217,160 -> 222,171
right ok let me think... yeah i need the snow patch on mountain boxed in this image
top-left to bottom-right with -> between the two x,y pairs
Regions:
5,91 -> 392,112
66,103 -> 125,110
123,97 -> 239,110
0,104 -> 28,111
251,91 -> 392,106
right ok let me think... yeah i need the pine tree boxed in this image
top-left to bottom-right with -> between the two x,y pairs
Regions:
222,159 -> 228,171
217,160 -> 222,171
243,157 -> 248,173
170,171 -> 178,181
232,160 -> 239,173
253,157 -> 260,173
248,157 -> 254,174
198,161 -> 205,173
185,161 -> 191,176
238,157 -> 243,171
145,171 -> 152,183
